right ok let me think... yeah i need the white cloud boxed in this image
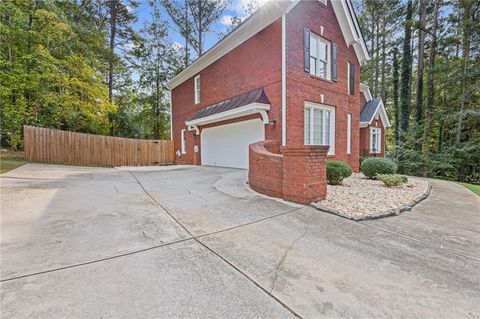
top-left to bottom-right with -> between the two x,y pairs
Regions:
221,14 -> 235,27
172,42 -> 183,51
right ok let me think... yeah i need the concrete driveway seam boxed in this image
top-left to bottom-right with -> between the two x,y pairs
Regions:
0,237 -> 194,283
359,222 -> 480,263
129,171 -> 303,319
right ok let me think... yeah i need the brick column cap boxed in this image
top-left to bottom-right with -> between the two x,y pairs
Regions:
281,145 -> 329,156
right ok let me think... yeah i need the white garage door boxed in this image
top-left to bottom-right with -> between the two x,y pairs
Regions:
201,119 -> 265,169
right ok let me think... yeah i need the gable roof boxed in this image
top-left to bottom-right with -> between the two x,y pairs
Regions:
360,98 -> 391,128
167,0 -> 370,90
188,88 -> 270,121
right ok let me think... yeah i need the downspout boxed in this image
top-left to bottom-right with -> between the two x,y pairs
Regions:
169,89 -> 173,140
281,14 -> 287,146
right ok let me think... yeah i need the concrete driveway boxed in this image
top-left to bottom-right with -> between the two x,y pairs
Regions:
1,164 -> 479,318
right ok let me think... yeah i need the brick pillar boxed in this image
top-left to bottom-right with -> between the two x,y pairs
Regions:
193,134 -> 201,165
281,146 -> 329,205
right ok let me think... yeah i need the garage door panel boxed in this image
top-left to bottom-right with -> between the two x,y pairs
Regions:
201,119 -> 264,169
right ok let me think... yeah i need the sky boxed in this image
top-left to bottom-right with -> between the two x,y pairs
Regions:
131,0 -> 268,59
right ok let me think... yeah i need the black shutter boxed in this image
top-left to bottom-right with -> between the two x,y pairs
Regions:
349,63 -> 355,95
332,43 -> 337,81
304,28 -> 310,72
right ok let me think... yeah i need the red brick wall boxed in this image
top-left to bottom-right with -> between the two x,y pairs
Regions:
248,141 -> 328,205
249,140 -> 283,198
359,118 -> 385,158
171,21 -> 282,164
285,0 -> 361,172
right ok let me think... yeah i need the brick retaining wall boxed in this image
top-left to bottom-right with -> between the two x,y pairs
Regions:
249,140 -> 328,205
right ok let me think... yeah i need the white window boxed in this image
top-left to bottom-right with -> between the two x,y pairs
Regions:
181,129 -> 186,154
304,102 -> 335,155
370,127 -> 381,153
309,34 -> 331,80
194,75 -> 200,104
319,0 -> 327,5
347,113 -> 352,154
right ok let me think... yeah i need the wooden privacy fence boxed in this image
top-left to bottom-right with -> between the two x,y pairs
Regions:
24,126 -> 175,166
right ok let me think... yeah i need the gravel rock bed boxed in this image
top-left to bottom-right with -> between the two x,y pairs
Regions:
312,173 -> 431,221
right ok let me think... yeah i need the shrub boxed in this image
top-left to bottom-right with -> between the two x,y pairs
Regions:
361,157 -> 397,178
326,160 -> 353,185
376,174 -> 407,187
359,157 -> 368,166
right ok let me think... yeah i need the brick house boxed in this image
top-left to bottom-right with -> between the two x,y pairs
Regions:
359,83 -> 391,158
167,0 -> 388,172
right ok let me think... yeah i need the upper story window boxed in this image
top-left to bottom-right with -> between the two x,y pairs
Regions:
348,62 -> 355,95
309,34 -> 331,80
194,75 -> 200,104
319,0 -> 327,5
304,102 -> 335,155
370,127 -> 381,153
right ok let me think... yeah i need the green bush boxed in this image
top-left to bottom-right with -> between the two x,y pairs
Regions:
359,157 -> 368,167
361,157 -> 397,178
326,160 -> 353,185
376,174 -> 407,187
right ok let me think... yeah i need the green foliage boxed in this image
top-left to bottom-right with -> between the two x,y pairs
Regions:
326,160 -> 353,185
361,157 -> 397,178
0,0 -> 115,148
376,174 -> 407,187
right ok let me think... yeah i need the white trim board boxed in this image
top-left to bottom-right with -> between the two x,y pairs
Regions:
185,102 -> 271,133
167,0 -> 370,90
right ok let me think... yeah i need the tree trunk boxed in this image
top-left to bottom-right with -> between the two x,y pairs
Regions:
393,47 -> 400,147
421,0 -> 439,177
400,0 -> 413,140
374,18 -> 380,96
455,0 -> 472,144
416,0 -> 426,124
197,0 -> 203,55
380,22 -> 386,102
108,0 -> 117,103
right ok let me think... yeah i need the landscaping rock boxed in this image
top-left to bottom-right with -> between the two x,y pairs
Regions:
311,173 -> 431,221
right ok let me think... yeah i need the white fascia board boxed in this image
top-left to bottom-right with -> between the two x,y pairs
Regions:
185,103 -> 271,127
331,0 -> 370,64
167,1 -> 290,90
367,99 -> 391,128
360,122 -> 369,128
360,83 -> 372,101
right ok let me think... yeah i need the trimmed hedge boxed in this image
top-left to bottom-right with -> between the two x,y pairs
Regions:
361,157 -> 397,178
326,160 -> 353,185
376,174 -> 407,187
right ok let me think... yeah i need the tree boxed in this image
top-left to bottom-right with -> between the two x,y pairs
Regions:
160,0 -> 226,58
0,0 -> 114,149
421,0 -> 439,176
392,47 -> 400,147
133,0 -> 182,139
399,0 -> 414,141
415,0 -> 427,124
101,0 -> 139,134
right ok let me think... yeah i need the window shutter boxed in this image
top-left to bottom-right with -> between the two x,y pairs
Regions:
304,28 -> 310,72
332,43 -> 337,81
349,63 -> 355,95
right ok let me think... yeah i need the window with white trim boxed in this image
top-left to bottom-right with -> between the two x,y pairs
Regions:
194,75 -> 200,104
370,127 -> 381,153
319,0 -> 327,5
181,129 -> 186,154
304,102 -> 335,155
347,113 -> 352,154
309,34 -> 331,80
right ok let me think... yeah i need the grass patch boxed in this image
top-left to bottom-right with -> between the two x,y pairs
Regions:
0,150 -> 27,174
456,182 -> 480,197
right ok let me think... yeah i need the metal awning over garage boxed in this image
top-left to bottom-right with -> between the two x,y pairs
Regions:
185,88 -> 271,134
